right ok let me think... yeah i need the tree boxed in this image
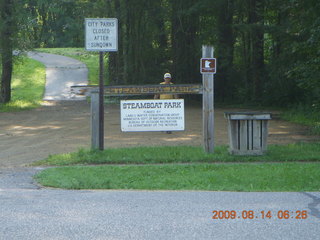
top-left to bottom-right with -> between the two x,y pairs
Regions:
0,0 -> 15,103
2,0 -> 319,107
107,0 -> 169,85
171,0 -> 200,84
24,0 -> 90,48
285,0 -> 320,105
263,0 -> 320,106
215,0 -> 235,102
248,0 -> 265,101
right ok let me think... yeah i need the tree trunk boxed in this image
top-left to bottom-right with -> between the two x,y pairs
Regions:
107,0 -> 124,85
0,54 -> 13,103
0,0 -> 14,103
171,0 -> 199,84
216,0 -> 235,102
249,0 -> 265,101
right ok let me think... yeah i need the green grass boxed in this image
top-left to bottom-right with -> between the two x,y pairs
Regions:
34,162 -> 320,191
36,48 -> 102,85
281,104 -> 320,135
33,143 -> 320,191
32,143 -> 320,166
0,56 -> 45,112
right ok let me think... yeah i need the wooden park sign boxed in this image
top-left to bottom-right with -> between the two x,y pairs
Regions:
74,45 -> 216,153
71,84 -> 202,150
71,84 -> 202,96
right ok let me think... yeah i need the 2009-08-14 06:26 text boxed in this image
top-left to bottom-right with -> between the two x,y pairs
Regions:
212,210 -> 308,220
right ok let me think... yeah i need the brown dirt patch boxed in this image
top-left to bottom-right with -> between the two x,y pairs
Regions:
1,101 -> 319,167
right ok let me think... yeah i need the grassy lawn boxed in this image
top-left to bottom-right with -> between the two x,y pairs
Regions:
33,143 -> 320,166
281,105 -> 320,135
36,48 -> 101,85
33,143 -> 320,191
0,56 -> 46,112
34,162 -> 320,191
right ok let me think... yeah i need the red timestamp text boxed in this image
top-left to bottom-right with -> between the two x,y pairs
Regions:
212,210 -> 308,220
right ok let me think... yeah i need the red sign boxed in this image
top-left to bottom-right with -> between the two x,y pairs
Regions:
200,58 -> 216,74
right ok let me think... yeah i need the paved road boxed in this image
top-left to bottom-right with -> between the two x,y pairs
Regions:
0,168 -> 319,240
27,52 -> 88,101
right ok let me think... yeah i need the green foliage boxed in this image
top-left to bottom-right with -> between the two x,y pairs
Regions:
0,56 -> 45,112
34,163 -> 320,191
281,104 -> 320,135
107,0 -> 173,85
3,0 -> 320,107
263,0 -> 320,106
24,0 -> 89,48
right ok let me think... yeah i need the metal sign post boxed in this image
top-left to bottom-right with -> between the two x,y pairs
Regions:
98,52 -> 104,150
201,45 -> 216,153
85,18 -> 118,150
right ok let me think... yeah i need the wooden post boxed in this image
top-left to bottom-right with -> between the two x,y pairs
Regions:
99,52 -> 104,150
202,45 -> 214,153
91,90 -> 99,149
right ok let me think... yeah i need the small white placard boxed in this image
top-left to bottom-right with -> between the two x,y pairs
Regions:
121,99 -> 185,132
85,18 -> 118,52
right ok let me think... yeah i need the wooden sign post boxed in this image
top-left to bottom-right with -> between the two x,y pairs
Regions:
74,44 -> 216,153
201,45 -> 216,153
72,84 -> 203,150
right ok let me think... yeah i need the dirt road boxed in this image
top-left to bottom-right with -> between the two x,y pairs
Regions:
1,100 -> 319,167
1,52 -> 319,167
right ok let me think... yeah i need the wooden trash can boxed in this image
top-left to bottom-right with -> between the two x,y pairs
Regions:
224,112 -> 272,155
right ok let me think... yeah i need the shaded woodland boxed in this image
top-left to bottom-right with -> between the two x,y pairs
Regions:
1,0 -> 320,108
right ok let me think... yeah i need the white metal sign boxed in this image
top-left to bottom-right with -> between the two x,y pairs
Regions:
85,18 -> 118,52
121,99 -> 185,132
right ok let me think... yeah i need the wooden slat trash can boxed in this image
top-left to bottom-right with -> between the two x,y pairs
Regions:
224,112 -> 272,155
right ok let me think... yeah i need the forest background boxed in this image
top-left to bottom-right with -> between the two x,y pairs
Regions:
1,0 -> 320,111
